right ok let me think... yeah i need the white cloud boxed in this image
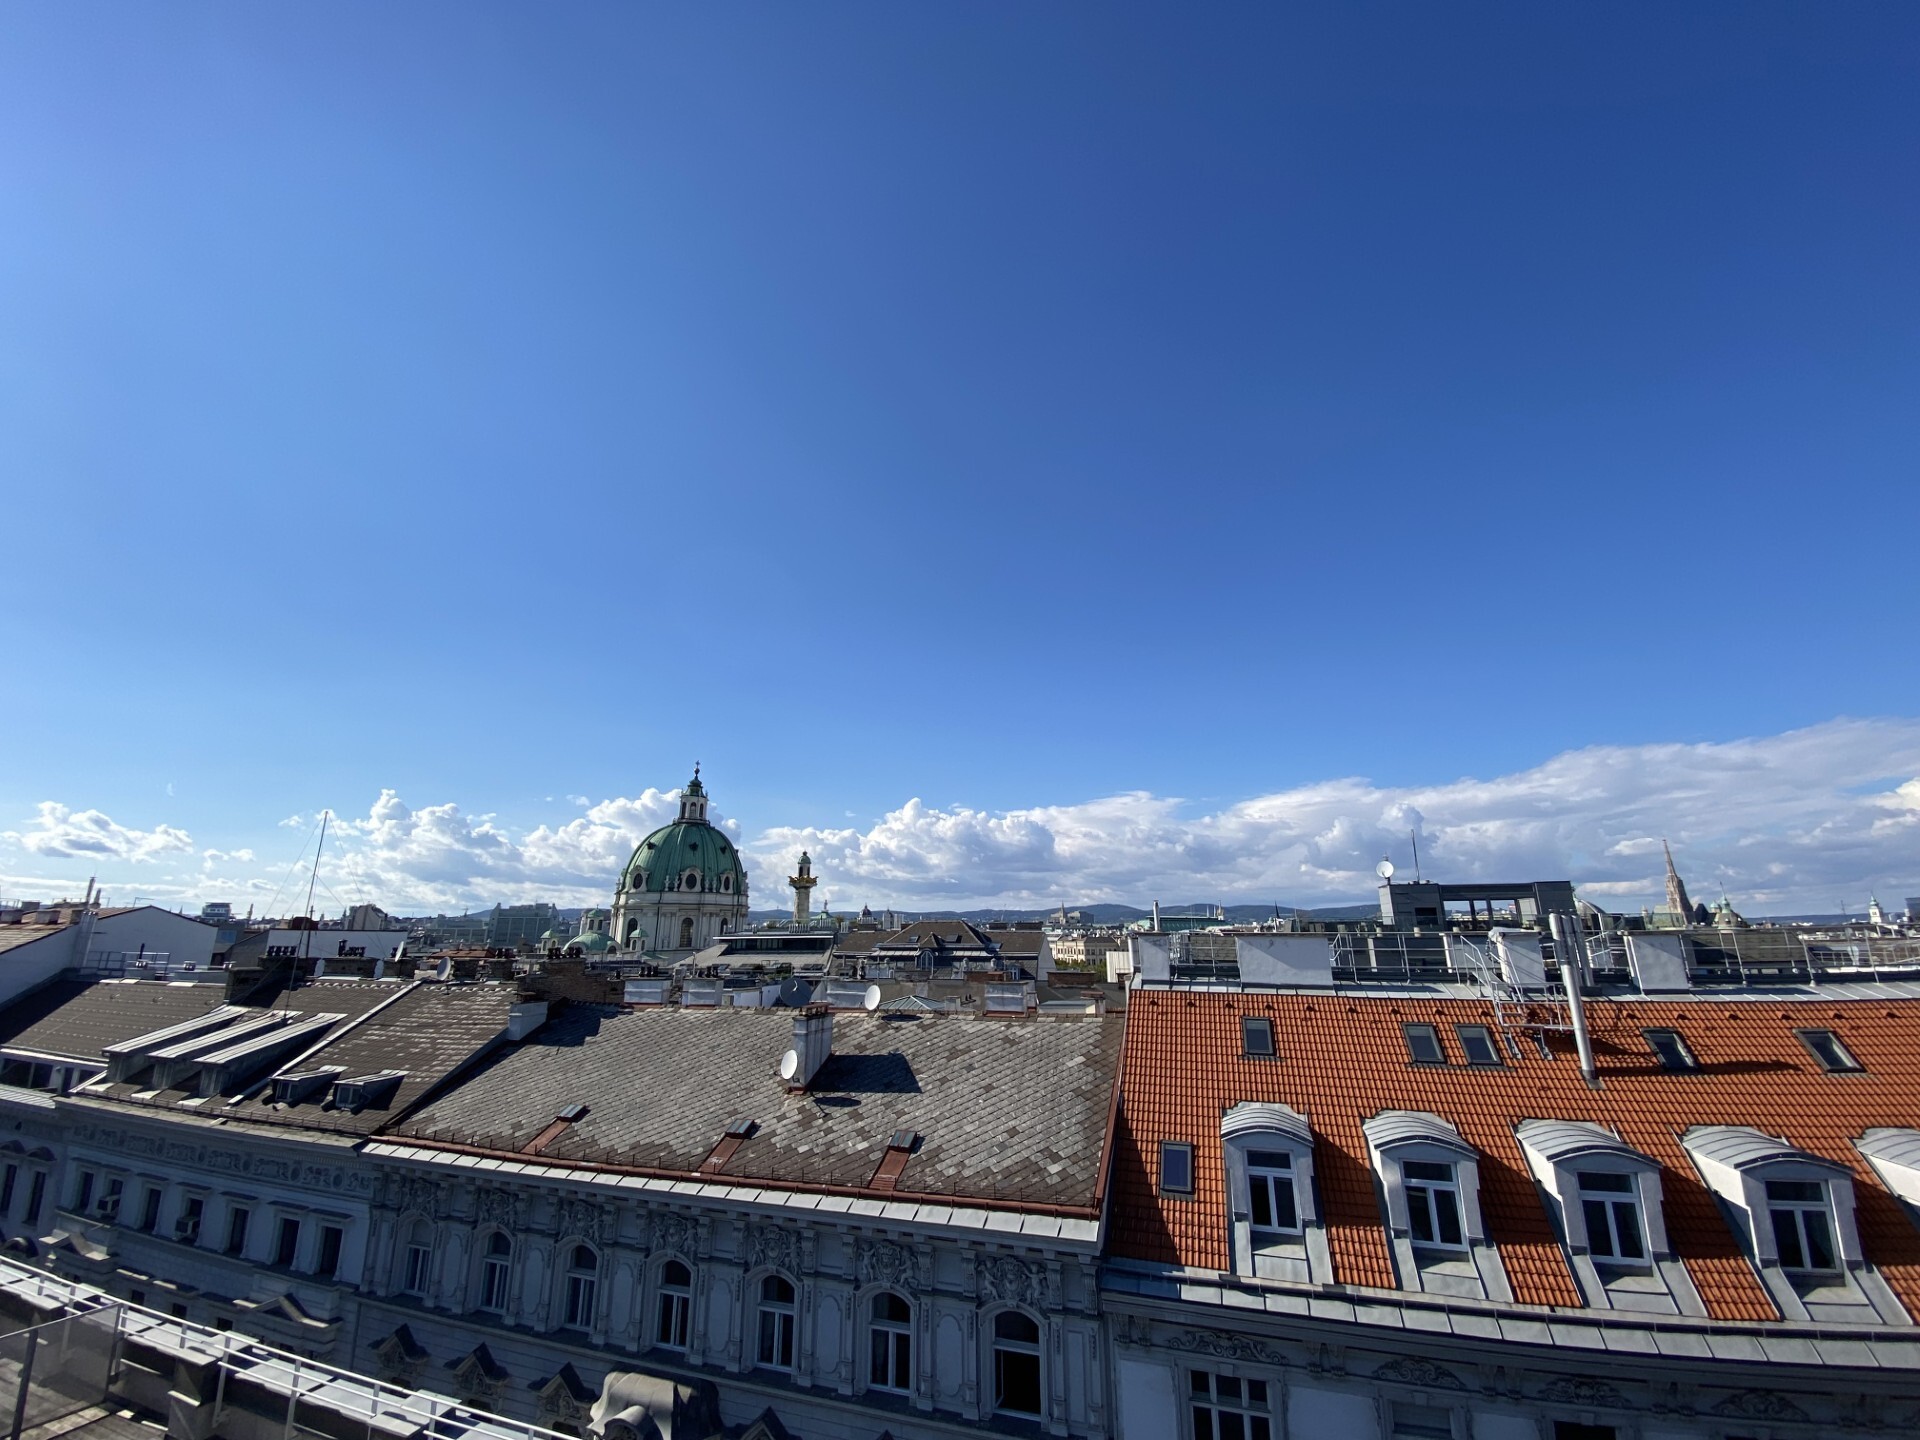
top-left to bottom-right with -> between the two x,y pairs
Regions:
3,802 -> 194,864
743,718 -> 1920,914
4,719 -> 1916,916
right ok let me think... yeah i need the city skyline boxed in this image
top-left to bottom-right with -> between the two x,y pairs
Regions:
3,714 -> 1914,916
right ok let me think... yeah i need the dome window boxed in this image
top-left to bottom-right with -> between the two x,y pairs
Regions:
721,876 -> 732,893
683,869 -> 702,890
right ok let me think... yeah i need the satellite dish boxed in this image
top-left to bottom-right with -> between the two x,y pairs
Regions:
778,1049 -> 800,1081
779,976 -> 813,1007
862,983 -> 882,1012
1376,858 -> 1396,881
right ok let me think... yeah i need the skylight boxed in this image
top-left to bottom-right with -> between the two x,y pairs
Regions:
1642,1028 -> 1697,1072
1796,1029 -> 1863,1073
1240,1015 -> 1275,1058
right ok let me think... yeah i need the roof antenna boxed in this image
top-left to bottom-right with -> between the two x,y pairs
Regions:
1410,829 -> 1422,883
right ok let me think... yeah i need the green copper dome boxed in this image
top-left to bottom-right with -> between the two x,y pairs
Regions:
566,927 -> 617,953
622,820 -> 749,898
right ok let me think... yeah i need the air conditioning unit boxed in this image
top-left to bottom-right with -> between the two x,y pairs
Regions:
176,1217 -> 201,1244
96,1195 -> 121,1222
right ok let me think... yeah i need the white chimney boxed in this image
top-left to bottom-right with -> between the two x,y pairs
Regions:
780,1004 -> 833,1090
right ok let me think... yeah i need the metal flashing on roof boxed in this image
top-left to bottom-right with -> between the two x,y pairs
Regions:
1513,1118 -> 1652,1168
1220,1100 -> 1311,1148
1361,1109 -> 1477,1158
1681,1125 -> 1850,1175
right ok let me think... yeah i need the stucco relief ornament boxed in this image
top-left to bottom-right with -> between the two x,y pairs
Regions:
1162,1330 -> 1287,1366
475,1188 -> 519,1229
1713,1391 -> 1810,1422
651,1212 -> 696,1258
747,1224 -> 800,1275
1539,1376 -> 1623,1407
976,1255 -> 1043,1309
857,1239 -> 917,1291
1375,1357 -> 1466,1392
556,1196 -> 613,1245
398,1175 -> 439,1217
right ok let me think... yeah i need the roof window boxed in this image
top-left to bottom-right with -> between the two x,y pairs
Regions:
1642,1028 -> 1697,1072
1796,1029 -> 1863,1073
1402,1024 -> 1446,1065
1160,1141 -> 1194,1197
1454,1024 -> 1502,1067
1240,1015 -> 1275,1058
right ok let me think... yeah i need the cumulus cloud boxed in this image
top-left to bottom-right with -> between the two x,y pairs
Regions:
5,719 -> 1916,915
4,802 -> 194,864
742,719 -> 1920,914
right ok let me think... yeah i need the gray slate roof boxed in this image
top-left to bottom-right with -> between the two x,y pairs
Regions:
395,1005 -> 1123,1210
227,982 -> 521,1134
0,978 -> 229,1061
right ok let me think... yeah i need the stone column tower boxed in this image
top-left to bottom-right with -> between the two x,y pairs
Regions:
788,851 -> 818,928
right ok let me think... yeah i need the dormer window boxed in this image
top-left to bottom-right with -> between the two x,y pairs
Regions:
1363,1111 -> 1510,1301
1682,1125 -> 1906,1324
1517,1119 -> 1701,1315
1221,1102 -> 1330,1283
1797,1029 -> 1863,1073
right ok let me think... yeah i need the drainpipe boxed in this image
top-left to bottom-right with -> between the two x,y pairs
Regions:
1550,911 -> 1598,1087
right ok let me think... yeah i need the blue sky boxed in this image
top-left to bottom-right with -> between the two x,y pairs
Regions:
2,4 -> 1915,914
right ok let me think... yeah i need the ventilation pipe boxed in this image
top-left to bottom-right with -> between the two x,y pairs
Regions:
780,1004 -> 833,1090
1549,911 -> 1598,1087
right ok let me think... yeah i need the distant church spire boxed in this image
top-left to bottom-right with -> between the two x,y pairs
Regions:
1662,839 -> 1693,924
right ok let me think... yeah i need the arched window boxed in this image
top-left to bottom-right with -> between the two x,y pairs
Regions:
655,1260 -> 691,1350
991,1311 -> 1041,1418
679,917 -> 695,948
478,1232 -> 512,1313
721,875 -> 732,893
401,1218 -> 433,1297
562,1244 -> 598,1330
869,1291 -> 912,1393
755,1274 -> 796,1372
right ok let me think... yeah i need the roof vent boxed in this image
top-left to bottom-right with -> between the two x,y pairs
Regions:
726,1116 -> 757,1139
330,1070 -> 405,1113
557,1103 -> 589,1122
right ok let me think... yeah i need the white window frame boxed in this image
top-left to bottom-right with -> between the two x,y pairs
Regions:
988,1307 -> 1044,1420
1402,1160 -> 1468,1252
561,1244 -> 599,1330
654,1259 -> 692,1351
1765,1179 -> 1840,1274
1575,1170 -> 1648,1264
477,1231 -> 513,1314
754,1272 -> 797,1373
867,1290 -> 913,1395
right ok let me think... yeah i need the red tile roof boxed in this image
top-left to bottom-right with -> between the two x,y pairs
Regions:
1112,990 -> 1920,1321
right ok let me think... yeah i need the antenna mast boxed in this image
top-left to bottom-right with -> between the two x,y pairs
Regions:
1410,829 -> 1422,883
300,811 -> 330,977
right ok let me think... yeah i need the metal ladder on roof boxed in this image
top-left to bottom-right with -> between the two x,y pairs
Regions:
1450,932 -> 1575,1059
